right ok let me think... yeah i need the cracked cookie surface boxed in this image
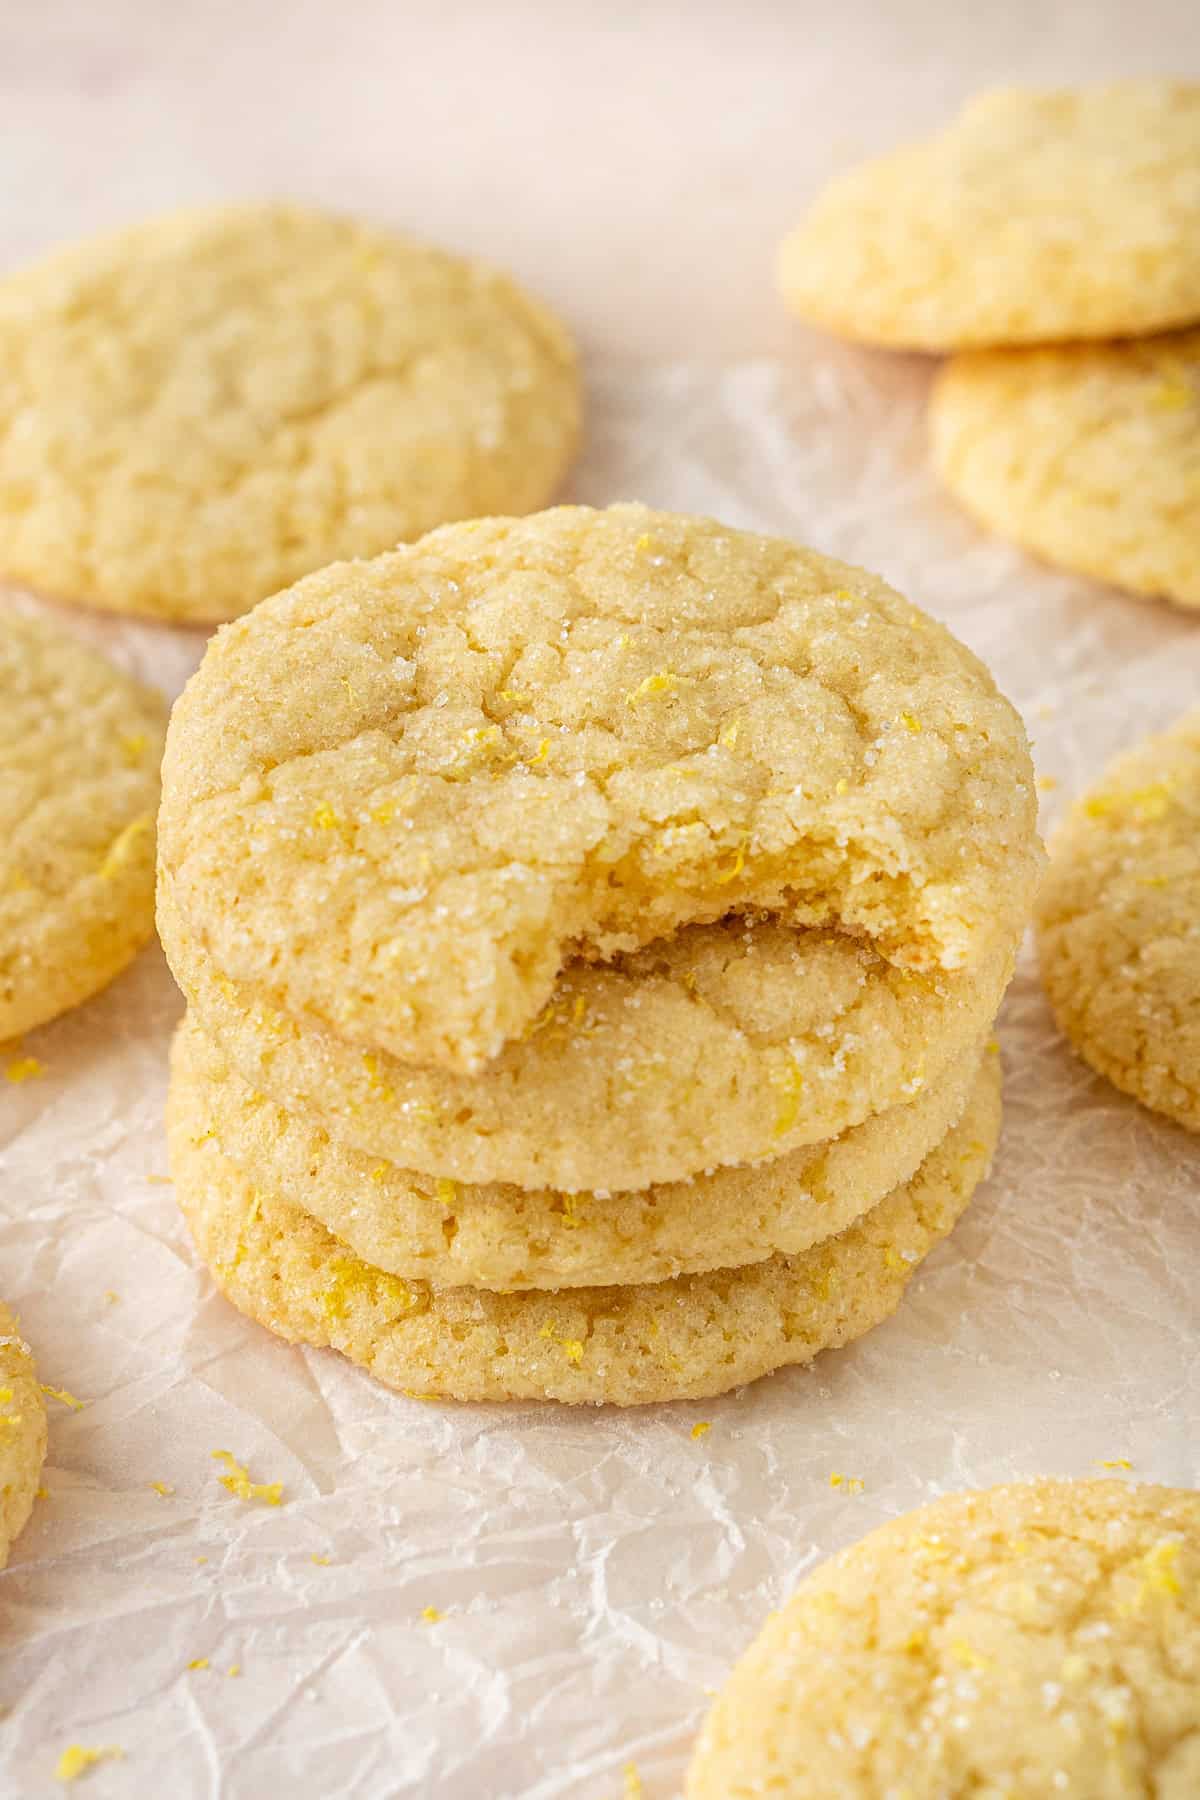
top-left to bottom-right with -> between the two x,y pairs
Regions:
169,1010 -> 988,1289
932,330 -> 1200,609
0,203 -> 580,622
1036,710 -> 1200,1130
170,1056 -> 1000,1406
688,1477 -> 1200,1798
780,83 -> 1200,350
1,609 -> 166,1037
158,504 -> 1038,1073
0,1302 -> 47,1569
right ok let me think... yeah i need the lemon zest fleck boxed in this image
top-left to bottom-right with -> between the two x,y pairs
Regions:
626,670 -> 680,706
421,1605 -> 443,1623
55,1746 -> 122,1783
717,716 -> 740,749
1037,774 -> 1058,791
1097,1458 -> 1133,1471
362,1052 -> 395,1103
6,1055 -> 45,1084
41,1384 -> 84,1411
526,737 -> 552,766
435,1177 -> 457,1211
311,1554 -> 331,1566
714,842 -> 746,885
950,1638 -> 991,1670
150,1482 -> 174,1498
118,730 -> 147,764
829,1472 -> 865,1494
311,803 -> 341,831
691,1421 -> 712,1441
768,1055 -> 804,1137
623,1764 -> 644,1798
227,1664 -> 241,1678
187,1658 -> 209,1672
899,712 -> 922,734
211,1449 -> 283,1507
1139,1538 -> 1182,1601
98,812 -> 151,878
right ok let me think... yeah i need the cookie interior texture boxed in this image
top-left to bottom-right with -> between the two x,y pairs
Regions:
157,505 -> 1039,1074
1,608 -> 167,1037
688,1477 -> 1200,1798
931,330 -> 1200,610
1036,708 -> 1200,1130
0,202 -> 581,622
170,1009 -> 989,1289
162,885 -> 1013,1193
779,82 -> 1200,349
169,1055 -> 1001,1407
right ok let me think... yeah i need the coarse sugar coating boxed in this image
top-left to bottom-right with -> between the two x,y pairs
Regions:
0,202 -> 581,622
169,1057 -> 1001,1407
157,503 -> 1039,1073
169,1010 -> 989,1290
1,608 -> 167,1038
162,887 -> 1013,1193
0,1302 -> 48,1569
931,330 -> 1200,610
1035,709 -> 1200,1131
779,82 -> 1200,350
688,1477 -> 1200,1798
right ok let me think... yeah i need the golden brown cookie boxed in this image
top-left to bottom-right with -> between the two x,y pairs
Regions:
689,1477 -> 1200,1798
169,1056 -> 1001,1407
0,203 -> 580,622
1,608 -> 166,1038
157,504 -> 1039,1073
163,887 -> 1012,1193
169,1009 -> 988,1289
1036,709 -> 1200,1130
780,82 -> 1200,350
931,330 -> 1200,610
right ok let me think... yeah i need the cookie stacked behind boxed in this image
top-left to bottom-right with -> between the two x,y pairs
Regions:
159,505 -> 1041,1405
778,81 -> 1200,610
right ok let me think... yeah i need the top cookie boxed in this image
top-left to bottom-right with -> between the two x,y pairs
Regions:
689,1477 -> 1200,1799
779,82 -> 1200,350
0,203 -> 580,622
158,505 -> 1039,1074
1,609 -> 167,1039
1036,709 -> 1200,1131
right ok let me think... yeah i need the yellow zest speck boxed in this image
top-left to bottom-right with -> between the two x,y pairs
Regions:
1061,1653 -> 1088,1683
0,1387 -> 9,1403
497,688 -> 530,706
1148,379 -> 1193,411
829,1472 -> 865,1494
902,1628 -> 926,1653
98,812 -> 151,878
421,1605 -> 443,1624
1139,874 -> 1169,888
1097,1458 -> 1133,1471
525,736 -> 552,766
884,1247 -> 910,1272
899,712 -> 922,733
626,670 -> 680,706
835,777 -> 848,795
717,716 -> 740,749
634,533 -> 657,554
714,841 -> 746,885
538,1317 -> 585,1364
195,1556 -> 208,1565
187,1658 -> 209,1672
311,1553 -> 331,1566
1037,774 -> 1058,792
1085,782 -> 1172,823
768,1055 -> 804,1137
987,1038 -> 1001,1056
311,802 -> 341,831
322,1257 -> 420,1324
361,1052 -> 395,1102
118,730 -> 147,764
211,1449 -> 283,1507
950,1638 -> 991,1670
6,1055 -> 45,1084
372,803 -> 394,827
150,1481 -> 174,1498
1139,1538 -> 1182,1601
369,1164 -> 388,1185
35,1484 -> 49,1500
691,1421 -> 712,1441
559,1192 -> 586,1230
55,1746 -> 122,1783
227,1664 -> 241,1678
104,1290 -> 120,1305
41,1384 -> 84,1411
435,1177 -> 457,1211
623,1764 -> 644,1798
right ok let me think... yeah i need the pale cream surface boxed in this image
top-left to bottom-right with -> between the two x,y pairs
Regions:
2,4 -> 1199,1794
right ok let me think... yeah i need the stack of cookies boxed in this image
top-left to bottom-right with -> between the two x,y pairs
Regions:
778,80 -> 1200,612
159,504 -> 1040,1406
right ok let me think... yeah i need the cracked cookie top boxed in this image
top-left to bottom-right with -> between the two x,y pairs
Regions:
158,504 -> 1039,1074
0,202 -> 580,621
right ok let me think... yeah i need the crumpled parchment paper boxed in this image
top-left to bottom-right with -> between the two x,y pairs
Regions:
2,347 -> 1198,1799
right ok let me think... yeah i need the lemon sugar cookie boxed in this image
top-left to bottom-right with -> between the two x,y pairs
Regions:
0,1303 -> 48,1569
1036,710 -> 1200,1130
688,1478 -> 1200,1798
157,504 -> 1039,1075
170,1057 -> 1001,1407
779,82 -> 1200,350
931,330 -> 1200,610
169,1011 -> 987,1290
163,891 -> 1012,1194
0,203 -> 581,623
1,609 -> 167,1038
